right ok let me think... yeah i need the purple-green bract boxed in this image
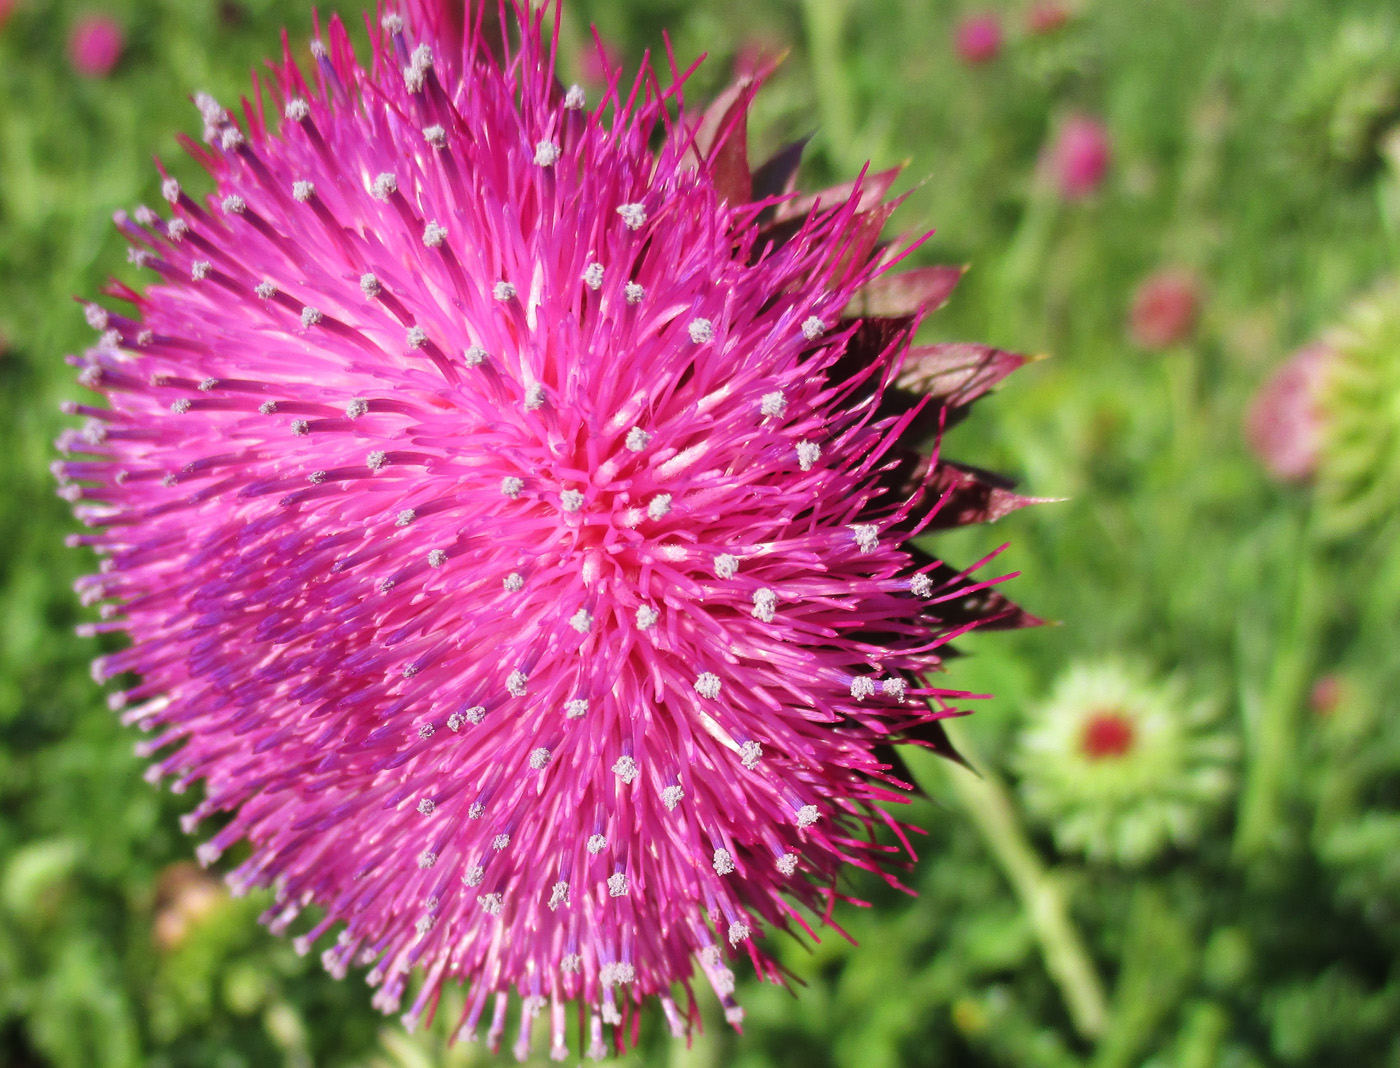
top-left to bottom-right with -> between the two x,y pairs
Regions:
56,0 -> 1035,1056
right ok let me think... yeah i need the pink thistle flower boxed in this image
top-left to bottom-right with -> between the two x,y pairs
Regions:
1128,268 -> 1201,350
1026,2 -> 1072,36
954,13 -> 1003,66
1245,342 -> 1334,483
1048,114 -> 1111,200
58,0 -> 1035,1055
68,12 -> 124,78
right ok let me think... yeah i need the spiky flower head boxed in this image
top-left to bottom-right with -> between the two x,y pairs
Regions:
1014,662 -> 1234,866
1315,282 -> 1400,533
56,0 -> 1035,1054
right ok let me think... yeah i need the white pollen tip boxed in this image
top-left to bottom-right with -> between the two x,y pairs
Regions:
565,698 -> 589,719
607,872 -> 628,897
417,851 -> 437,870
523,383 -> 545,411
428,549 -> 447,568
191,260 -> 211,281
635,605 -> 659,631
345,398 -> 368,419
583,262 -> 604,290
367,450 -> 388,470
292,180 -> 315,202
569,608 -> 592,633
687,318 -> 715,343
624,281 -> 645,304
161,178 -> 181,203
255,280 -> 276,299
776,853 -> 799,875
587,834 -> 607,854
850,676 -> 875,701
760,391 -> 788,418
647,493 -> 672,520
219,127 -> 245,151
796,440 -> 821,471
504,572 -> 524,593
564,84 -> 586,110
406,326 -> 428,348
284,98 -> 310,122
292,419 -> 310,437
380,13 -> 403,33
529,747 -> 552,770
625,427 -> 651,452
463,865 -> 485,887
694,672 -> 721,700
300,306 -> 322,327
910,572 -> 934,598
612,756 -> 639,784
560,489 -> 584,513
715,553 -> 739,579
221,194 -> 246,214
501,475 -> 524,498
661,785 -> 684,811
852,524 -> 879,553
549,881 -> 569,910
617,202 -> 648,229
309,38 -> 328,59
739,740 -> 762,770
493,280 -> 516,301
728,920 -> 751,945
371,172 -> 397,199
802,315 -> 826,340
534,140 -> 561,166
751,588 -> 777,623
882,677 -> 908,701
796,804 -> 819,828
422,222 -> 447,247
478,893 -> 503,916
506,670 -> 528,697
713,848 -> 735,876
423,124 -> 446,146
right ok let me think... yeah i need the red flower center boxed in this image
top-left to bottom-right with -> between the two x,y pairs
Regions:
1079,708 -> 1136,760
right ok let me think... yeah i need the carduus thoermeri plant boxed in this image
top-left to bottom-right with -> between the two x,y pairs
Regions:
56,0 -> 1038,1056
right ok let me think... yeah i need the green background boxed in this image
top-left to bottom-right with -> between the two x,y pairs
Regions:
3,0 -> 1400,1064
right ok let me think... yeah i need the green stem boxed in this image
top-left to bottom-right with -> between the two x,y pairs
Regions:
799,0 -> 855,172
1233,508 -> 1323,860
908,728 -> 1109,1041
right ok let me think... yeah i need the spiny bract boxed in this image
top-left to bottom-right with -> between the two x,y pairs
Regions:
56,0 -> 1036,1056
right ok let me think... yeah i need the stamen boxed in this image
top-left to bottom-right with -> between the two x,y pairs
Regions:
530,748 -> 552,770
647,494 -> 672,520
360,273 -> 382,297
565,698 -> 589,719
635,605 -> 659,631
802,315 -> 826,340
506,671 -> 528,697
624,282 -> 645,304
624,427 -> 650,451
583,262 -> 604,290
715,554 -> 739,579
850,677 -> 875,701
713,848 -> 734,875
564,84 -> 586,110
760,391 -> 787,418
607,872 -> 628,897
612,756 -> 639,784
617,203 -> 647,230
751,588 -> 777,623
504,572 -> 525,592
292,180 -> 315,202
422,222 -> 447,248
851,524 -> 879,553
586,834 -> 607,854
910,572 -> 933,597
694,673 -> 721,699
687,318 -> 714,343
796,805 -> 819,828
796,440 -> 820,471
534,140 -> 561,166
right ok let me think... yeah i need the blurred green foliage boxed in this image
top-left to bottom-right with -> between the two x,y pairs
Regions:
4,0 -> 1400,1065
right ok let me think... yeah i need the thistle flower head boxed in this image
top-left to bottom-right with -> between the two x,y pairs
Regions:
58,0 -> 1035,1054
1314,282 -> 1400,533
1014,661 -> 1236,866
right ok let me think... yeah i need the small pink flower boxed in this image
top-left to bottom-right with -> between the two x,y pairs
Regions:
1309,675 -> 1343,718
1027,2 -> 1071,35
955,13 -> 1003,65
1245,342 -> 1334,483
1129,269 -> 1200,349
69,13 -> 124,77
1049,114 -> 1111,200
0,0 -> 17,32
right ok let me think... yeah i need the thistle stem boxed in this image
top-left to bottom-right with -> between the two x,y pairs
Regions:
908,727 -> 1109,1040
1233,508 -> 1323,860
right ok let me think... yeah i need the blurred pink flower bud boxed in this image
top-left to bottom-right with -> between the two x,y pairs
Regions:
69,13 -> 124,77
955,14 -> 1003,65
578,34 -> 621,84
1049,114 -> 1111,199
0,0 -> 17,32
1245,342 -> 1334,483
1129,269 -> 1201,349
1027,3 -> 1071,35
1309,675 -> 1343,718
